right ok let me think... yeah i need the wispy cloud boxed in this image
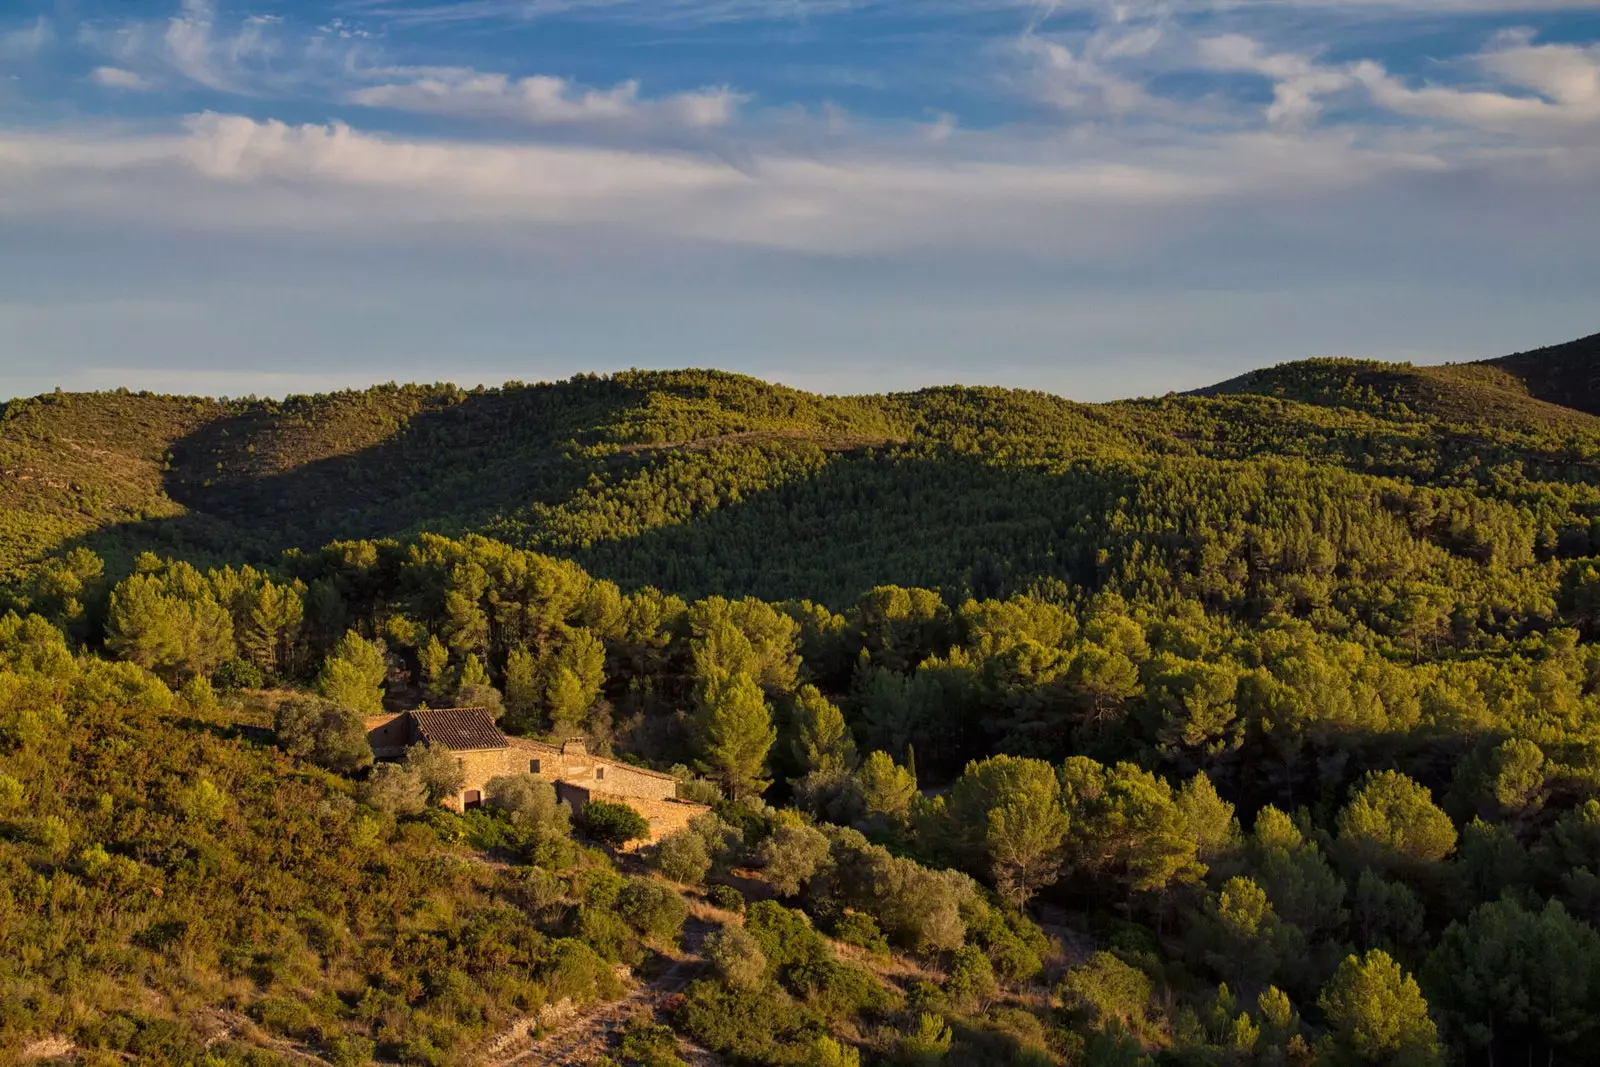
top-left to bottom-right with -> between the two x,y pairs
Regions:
350,69 -> 745,129
1199,28 -> 1600,135
0,110 -> 1496,262
0,16 -> 53,59
91,66 -> 155,91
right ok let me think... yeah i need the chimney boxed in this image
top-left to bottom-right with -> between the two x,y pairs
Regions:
561,737 -> 588,757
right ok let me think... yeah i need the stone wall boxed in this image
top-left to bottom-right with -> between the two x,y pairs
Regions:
447,745 -> 546,812
364,713 -> 409,760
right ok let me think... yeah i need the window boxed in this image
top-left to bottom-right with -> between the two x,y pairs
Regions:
529,759 -> 541,774
595,766 -> 605,781
463,790 -> 482,809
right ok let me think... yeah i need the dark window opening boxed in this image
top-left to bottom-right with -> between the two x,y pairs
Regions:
529,759 -> 541,774
596,766 -> 605,780
463,789 -> 482,809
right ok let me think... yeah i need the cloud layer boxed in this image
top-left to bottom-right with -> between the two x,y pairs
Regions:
0,0 -> 1596,399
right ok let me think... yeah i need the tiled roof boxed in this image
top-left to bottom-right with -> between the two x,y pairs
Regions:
409,707 -> 507,751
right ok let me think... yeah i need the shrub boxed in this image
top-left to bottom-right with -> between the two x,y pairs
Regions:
616,878 -> 688,945
541,937 -> 625,1005
833,912 -> 890,956
896,1013 -> 953,1065
577,906 -> 640,965
650,829 -> 711,885
274,695 -> 373,774
571,865 -> 625,908
756,821 -> 832,897
486,774 -> 572,839
689,812 -> 744,872
746,900 -> 832,974
708,884 -> 745,913
214,657 -> 264,692
33,814 -> 70,858
944,945 -> 998,1010
705,924 -> 768,989
180,675 -> 217,711
613,1014 -> 688,1067
674,978 -> 792,1062
678,778 -> 723,806
0,772 -> 24,815
791,959 -> 898,1019
359,764 -> 427,816
1057,952 -> 1153,1035
328,1035 -> 377,1067
403,743 -> 465,806
584,800 -> 650,847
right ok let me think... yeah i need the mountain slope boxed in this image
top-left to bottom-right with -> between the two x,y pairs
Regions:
1195,355 -> 1600,433
5,334 -> 1600,606
1481,331 -> 1600,416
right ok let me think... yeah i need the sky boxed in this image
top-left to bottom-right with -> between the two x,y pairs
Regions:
0,0 -> 1597,402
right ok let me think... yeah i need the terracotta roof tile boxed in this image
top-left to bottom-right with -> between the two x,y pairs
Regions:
409,707 -> 507,751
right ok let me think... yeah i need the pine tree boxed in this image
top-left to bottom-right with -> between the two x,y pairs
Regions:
790,684 -> 857,776
693,668 -> 775,801
1317,949 -> 1440,1066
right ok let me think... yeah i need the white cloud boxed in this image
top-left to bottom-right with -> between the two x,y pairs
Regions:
1199,30 -> 1600,135
0,110 -> 1479,264
349,69 -> 744,129
91,66 -> 154,91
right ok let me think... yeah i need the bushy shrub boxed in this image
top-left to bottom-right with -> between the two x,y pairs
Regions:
833,912 -> 890,956
359,764 -> 427,816
612,1014 -> 689,1067
584,800 -> 650,847
486,774 -> 571,836
896,1013 -> 953,1065
650,829 -> 711,885
746,900 -> 832,974
675,978 -> 794,1062
678,777 -> 723,806
616,878 -> 688,945
0,772 -> 24,815
705,924 -> 768,989
180,675 -> 217,711
689,812 -> 744,873
214,657 -> 264,692
403,743 -> 465,806
275,695 -> 373,774
944,945 -> 998,1010
577,906 -> 640,965
708,884 -> 745,913
571,865 -> 625,908
756,821 -> 832,897
541,938 -> 625,1005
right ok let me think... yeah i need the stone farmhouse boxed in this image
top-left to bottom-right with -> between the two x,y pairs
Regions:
363,707 -> 697,839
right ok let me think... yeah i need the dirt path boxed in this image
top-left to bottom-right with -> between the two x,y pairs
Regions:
483,915 -> 720,1067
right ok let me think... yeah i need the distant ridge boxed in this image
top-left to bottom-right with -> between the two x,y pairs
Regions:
1194,330 -> 1600,431
1480,331 -> 1600,417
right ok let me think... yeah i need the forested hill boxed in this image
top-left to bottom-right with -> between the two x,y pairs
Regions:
9,333 -> 1600,1067
5,335 -> 1600,610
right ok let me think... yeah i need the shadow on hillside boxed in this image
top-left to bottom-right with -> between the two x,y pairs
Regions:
566,449 -> 1141,607
58,378 -> 650,573
58,410 -> 1143,613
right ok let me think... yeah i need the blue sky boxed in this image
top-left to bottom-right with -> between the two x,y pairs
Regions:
1,0 -> 1597,401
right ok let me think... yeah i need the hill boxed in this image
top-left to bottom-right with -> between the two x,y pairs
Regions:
1194,355 -> 1600,433
6,337 -> 1600,607
1481,331 -> 1600,416
8,332 -> 1600,1067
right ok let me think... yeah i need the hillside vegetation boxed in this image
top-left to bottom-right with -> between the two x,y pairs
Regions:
5,334 -> 1600,1066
